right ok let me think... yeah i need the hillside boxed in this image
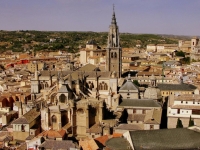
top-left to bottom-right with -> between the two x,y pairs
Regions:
0,30 -> 186,53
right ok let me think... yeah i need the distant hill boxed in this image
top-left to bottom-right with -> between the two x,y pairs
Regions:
0,30 -> 187,53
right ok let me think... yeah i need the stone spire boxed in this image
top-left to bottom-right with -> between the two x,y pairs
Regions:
107,4 -> 119,48
111,4 -> 117,25
106,4 -> 122,78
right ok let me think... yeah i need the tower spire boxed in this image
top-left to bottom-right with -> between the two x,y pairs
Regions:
106,5 -> 122,78
111,4 -> 117,25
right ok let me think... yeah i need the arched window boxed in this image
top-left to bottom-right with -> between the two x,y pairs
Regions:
41,82 -> 44,89
52,115 -> 57,123
111,52 -> 113,58
59,94 -> 66,103
101,83 -> 104,90
77,108 -> 84,115
99,83 -> 103,90
89,82 -> 94,90
104,83 -> 108,90
45,82 -> 49,88
115,52 -> 117,58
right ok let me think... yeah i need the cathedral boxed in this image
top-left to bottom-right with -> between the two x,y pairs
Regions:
26,7 -> 123,138
16,7 -> 162,140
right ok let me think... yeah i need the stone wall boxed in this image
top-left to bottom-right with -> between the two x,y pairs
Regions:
168,117 -> 200,128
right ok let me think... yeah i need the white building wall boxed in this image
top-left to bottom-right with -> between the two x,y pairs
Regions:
123,131 -> 134,150
13,124 -> 29,132
80,51 -> 87,65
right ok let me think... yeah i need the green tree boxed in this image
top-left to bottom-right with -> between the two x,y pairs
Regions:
176,51 -> 185,57
133,80 -> 140,86
188,116 -> 194,127
176,118 -> 183,128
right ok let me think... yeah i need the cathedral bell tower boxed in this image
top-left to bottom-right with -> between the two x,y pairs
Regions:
106,5 -> 122,78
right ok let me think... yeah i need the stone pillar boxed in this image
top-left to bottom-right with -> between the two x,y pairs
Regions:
18,102 -> 23,118
71,107 -> 76,135
99,102 -> 103,122
86,105 -> 89,129
108,94 -> 112,108
68,110 -> 71,123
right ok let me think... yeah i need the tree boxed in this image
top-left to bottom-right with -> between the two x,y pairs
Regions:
176,118 -> 183,128
133,80 -> 140,86
188,116 -> 194,127
176,51 -> 185,57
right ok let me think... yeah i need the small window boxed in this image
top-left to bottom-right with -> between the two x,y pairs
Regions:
150,125 -> 154,130
21,125 -> 25,132
52,115 -> 57,123
142,110 -> 145,114
186,101 -> 188,104
181,101 -> 183,103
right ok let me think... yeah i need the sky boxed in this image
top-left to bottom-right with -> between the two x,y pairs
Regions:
0,0 -> 200,36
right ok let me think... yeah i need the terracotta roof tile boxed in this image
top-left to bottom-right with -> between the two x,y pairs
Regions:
95,135 -> 110,146
79,139 -> 99,150
112,133 -> 123,138
39,140 -> 75,150
38,129 -> 66,138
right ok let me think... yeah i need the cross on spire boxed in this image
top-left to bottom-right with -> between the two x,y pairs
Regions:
113,4 -> 115,13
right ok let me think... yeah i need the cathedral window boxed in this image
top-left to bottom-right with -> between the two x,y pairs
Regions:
52,115 -> 57,123
104,83 -> 108,90
41,82 -> 44,89
114,52 -> 117,58
77,108 -> 84,115
59,94 -> 66,103
89,82 -> 94,90
99,83 -> 103,90
111,52 -> 113,58
45,82 -> 49,88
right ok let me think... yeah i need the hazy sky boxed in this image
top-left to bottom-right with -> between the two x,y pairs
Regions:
0,0 -> 200,36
